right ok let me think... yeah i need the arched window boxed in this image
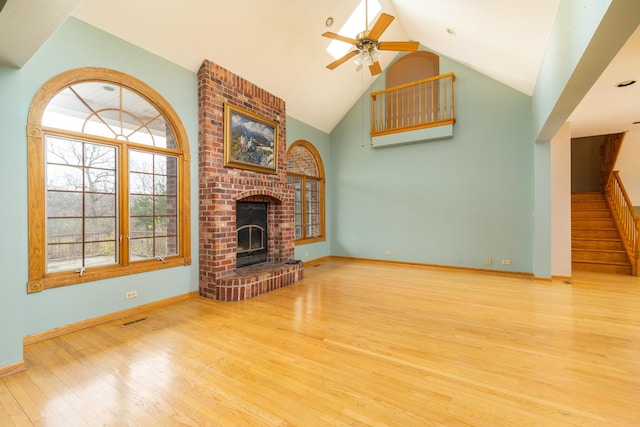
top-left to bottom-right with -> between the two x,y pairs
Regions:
27,68 -> 191,293
286,140 -> 325,244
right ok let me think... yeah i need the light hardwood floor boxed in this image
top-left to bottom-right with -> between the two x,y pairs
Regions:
2,258 -> 640,426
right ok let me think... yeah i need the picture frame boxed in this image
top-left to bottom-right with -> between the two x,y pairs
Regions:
224,103 -> 278,174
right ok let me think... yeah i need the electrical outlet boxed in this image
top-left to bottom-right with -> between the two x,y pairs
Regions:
486,258 -> 492,265
501,259 -> 511,265
125,290 -> 138,299
384,251 -> 391,256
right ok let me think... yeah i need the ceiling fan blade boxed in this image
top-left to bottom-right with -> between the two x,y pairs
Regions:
322,31 -> 358,45
368,13 -> 394,40
378,41 -> 420,51
369,61 -> 382,76
326,50 -> 359,70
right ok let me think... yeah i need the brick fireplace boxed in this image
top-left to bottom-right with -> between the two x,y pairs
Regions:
198,60 -> 303,301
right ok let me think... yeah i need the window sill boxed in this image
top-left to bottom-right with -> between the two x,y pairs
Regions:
294,236 -> 325,246
27,256 -> 191,293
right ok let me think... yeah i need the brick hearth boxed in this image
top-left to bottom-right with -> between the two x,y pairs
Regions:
198,59 -> 303,301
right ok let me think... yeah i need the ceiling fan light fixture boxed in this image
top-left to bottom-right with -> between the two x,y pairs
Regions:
371,48 -> 381,62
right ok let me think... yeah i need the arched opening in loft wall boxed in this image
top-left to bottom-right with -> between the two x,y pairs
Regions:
385,51 -> 440,129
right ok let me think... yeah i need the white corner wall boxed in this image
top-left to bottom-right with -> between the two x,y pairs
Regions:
615,130 -> 640,204
551,122 -> 572,277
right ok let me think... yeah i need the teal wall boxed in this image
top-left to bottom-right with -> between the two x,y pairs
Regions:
0,18 -> 199,366
286,116 -> 332,262
0,66 -> 26,366
329,53 -> 534,273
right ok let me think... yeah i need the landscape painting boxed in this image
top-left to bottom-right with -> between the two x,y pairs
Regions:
224,104 -> 278,174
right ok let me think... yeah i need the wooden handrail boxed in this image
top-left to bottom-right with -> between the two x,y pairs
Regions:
370,73 -> 455,137
605,171 -> 639,275
600,133 -> 625,191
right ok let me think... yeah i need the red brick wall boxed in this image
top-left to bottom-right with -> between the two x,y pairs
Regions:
198,60 -> 295,295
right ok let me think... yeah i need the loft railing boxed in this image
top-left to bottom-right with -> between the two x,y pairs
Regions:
370,72 -> 455,137
605,171 -> 640,275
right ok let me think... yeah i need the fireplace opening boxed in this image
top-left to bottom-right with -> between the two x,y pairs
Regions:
236,202 -> 268,268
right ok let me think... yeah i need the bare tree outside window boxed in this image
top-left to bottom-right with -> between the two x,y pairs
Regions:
46,137 -> 117,272
129,150 -> 179,261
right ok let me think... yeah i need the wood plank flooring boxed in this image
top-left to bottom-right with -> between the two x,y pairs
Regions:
2,258 -> 640,426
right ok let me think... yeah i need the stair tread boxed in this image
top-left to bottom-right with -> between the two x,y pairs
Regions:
572,237 -> 621,241
572,227 -> 617,230
572,259 -> 630,266
571,249 -> 627,254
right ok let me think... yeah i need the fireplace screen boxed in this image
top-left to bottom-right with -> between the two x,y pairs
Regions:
236,202 -> 267,267
237,225 -> 264,253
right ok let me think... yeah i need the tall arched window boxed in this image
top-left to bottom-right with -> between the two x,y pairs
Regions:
286,140 -> 325,244
27,68 -> 191,293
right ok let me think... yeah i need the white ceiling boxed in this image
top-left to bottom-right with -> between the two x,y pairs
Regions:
0,0 -> 638,136
568,24 -> 640,138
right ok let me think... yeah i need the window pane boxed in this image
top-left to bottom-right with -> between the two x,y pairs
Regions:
84,143 -> 116,170
83,114 -> 117,138
130,216 -> 154,238
165,236 -> 178,256
154,216 -> 168,235
85,193 -> 116,217
129,150 -> 154,173
48,218 -> 82,242
287,145 -> 318,176
130,195 -> 154,216
45,136 -> 118,272
130,238 -> 153,261
154,153 -> 178,175
130,172 -> 154,194
154,237 -> 176,257
84,168 -> 116,193
154,196 -> 178,216
84,242 -> 116,267
42,81 -> 172,149
306,179 -> 321,238
47,137 -> 83,166
43,88 -> 92,133
84,218 -> 116,241
47,164 -> 82,191
48,191 -> 82,217
129,151 -> 179,262
47,243 -> 83,272
154,175 -> 168,195
146,116 -> 175,149
288,175 -> 303,239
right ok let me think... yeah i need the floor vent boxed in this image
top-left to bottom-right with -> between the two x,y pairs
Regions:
122,317 -> 148,326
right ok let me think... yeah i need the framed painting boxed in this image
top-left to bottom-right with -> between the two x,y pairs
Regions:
224,103 -> 278,174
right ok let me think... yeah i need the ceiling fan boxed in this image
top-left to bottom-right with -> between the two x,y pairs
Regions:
322,3 -> 419,75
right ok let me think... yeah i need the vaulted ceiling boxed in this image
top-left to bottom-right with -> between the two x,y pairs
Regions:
0,0 -> 638,137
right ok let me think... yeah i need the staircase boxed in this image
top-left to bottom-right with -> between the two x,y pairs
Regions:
572,192 -> 632,274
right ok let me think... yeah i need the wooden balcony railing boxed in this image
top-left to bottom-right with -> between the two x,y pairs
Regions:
370,72 -> 455,137
605,171 -> 640,275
